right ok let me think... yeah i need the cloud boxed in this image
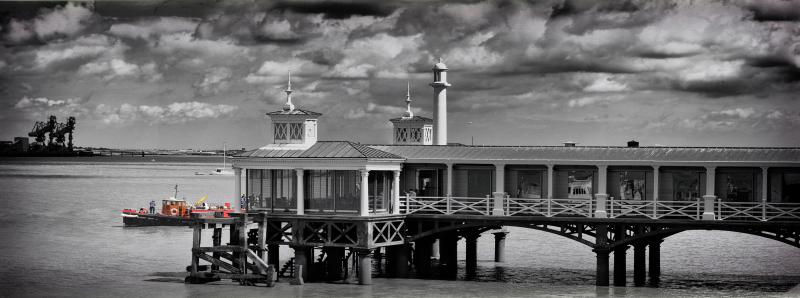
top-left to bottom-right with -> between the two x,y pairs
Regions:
108,17 -> 198,40
14,96 -> 82,109
326,33 -> 424,78
3,3 -> 101,45
95,101 -> 238,125
568,94 -> 626,108
583,76 -> 630,92
193,67 -> 233,96
270,1 -> 396,19
30,34 -> 125,70
77,59 -> 162,82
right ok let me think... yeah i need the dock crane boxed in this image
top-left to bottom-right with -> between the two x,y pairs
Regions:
27,115 -> 57,150
52,117 -> 76,151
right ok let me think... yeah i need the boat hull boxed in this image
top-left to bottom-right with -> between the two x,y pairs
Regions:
122,213 -> 193,227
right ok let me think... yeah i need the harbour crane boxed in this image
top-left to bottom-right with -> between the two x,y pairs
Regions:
27,115 -> 57,149
51,117 -> 76,151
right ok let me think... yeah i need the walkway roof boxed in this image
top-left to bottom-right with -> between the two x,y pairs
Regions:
367,145 -> 800,163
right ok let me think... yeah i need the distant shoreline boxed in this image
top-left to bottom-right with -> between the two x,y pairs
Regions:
0,155 -> 226,164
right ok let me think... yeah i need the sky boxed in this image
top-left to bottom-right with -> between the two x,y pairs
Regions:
1,0 -> 799,150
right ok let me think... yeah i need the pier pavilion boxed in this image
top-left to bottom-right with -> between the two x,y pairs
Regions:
186,60 -> 800,287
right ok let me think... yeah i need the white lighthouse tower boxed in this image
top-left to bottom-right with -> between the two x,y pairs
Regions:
430,58 -> 451,145
390,83 -> 433,145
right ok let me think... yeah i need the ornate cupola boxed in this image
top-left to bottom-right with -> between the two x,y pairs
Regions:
390,82 -> 433,145
264,74 -> 321,149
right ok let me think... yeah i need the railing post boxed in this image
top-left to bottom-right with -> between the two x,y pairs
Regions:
486,195 -> 491,215
505,194 -> 510,215
762,201 -> 766,221
609,196 -> 614,218
547,197 -> 552,217
717,198 -> 722,220
446,195 -> 451,214
696,198 -> 701,220
492,192 -> 505,216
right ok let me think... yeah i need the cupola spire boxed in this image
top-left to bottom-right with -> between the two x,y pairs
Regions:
403,82 -> 414,119
283,72 -> 295,111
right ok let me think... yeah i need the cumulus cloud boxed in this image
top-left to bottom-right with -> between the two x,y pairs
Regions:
14,96 -> 82,109
78,59 -> 162,82
3,3 -> 101,45
108,17 -> 198,40
326,33 -> 424,78
568,94 -> 626,108
194,67 -> 233,96
95,102 -> 238,125
583,76 -> 630,92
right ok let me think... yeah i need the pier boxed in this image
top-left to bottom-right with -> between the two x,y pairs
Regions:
184,59 -> 800,288
186,198 -> 800,287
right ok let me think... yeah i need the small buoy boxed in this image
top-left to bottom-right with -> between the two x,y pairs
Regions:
170,208 -> 179,216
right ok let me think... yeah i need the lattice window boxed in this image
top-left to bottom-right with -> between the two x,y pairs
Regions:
289,123 -> 303,140
395,128 -> 408,143
274,123 -> 288,140
410,128 -> 422,142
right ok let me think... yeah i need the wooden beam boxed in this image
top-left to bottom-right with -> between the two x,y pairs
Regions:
197,252 -> 240,273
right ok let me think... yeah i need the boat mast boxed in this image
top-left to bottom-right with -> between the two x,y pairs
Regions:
174,184 -> 178,199
222,142 -> 227,169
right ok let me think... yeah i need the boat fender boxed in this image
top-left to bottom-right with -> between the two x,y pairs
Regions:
170,208 -> 179,216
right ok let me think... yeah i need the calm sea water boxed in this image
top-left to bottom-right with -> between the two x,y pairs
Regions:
0,157 -> 798,297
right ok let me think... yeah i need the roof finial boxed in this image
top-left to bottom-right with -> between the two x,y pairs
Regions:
403,82 -> 414,118
283,71 -> 295,111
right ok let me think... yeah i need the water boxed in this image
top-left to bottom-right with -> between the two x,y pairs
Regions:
0,157 -> 798,297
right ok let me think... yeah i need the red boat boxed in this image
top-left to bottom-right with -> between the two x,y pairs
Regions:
122,197 -> 233,227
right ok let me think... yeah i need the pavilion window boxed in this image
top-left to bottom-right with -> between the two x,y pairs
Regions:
274,123 -> 288,140
716,168 -> 758,202
567,170 -> 593,199
304,170 -> 359,213
423,127 -> 432,143
409,128 -> 421,142
369,172 -> 389,213
396,128 -> 408,143
511,170 -> 544,199
659,168 -> 704,201
611,171 -> 647,201
289,123 -> 303,140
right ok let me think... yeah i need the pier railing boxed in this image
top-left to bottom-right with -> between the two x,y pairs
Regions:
400,195 -> 800,222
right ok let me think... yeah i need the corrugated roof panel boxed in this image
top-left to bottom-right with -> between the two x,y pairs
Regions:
367,145 -> 800,162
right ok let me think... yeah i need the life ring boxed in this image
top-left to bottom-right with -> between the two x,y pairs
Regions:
170,208 -> 179,216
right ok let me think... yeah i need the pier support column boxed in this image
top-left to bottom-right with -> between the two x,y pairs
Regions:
414,239 -> 433,278
325,247 -> 345,281
211,227 -> 222,271
613,245 -> 627,287
234,168 -> 242,212
633,243 -> 647,287
493,230 -> 508,262
374,247 -> 383,276
648,239 -> 662,286
268,244 -> 280,268
595,248 -> 611,286
465,233 -> 479,272
357,249 -> 373,285
439,233 -> 459,279
388,245 -> 410,278
293,246 -> 309,282
432,239 -> 440,259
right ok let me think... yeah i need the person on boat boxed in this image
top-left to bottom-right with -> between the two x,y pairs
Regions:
149,200 -> 156,214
